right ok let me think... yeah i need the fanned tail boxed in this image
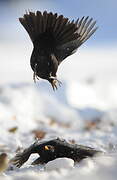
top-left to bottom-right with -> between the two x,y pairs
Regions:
19,11 -> 98,62
19,11 -> 79,46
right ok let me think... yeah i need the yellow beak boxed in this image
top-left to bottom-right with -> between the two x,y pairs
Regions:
44,145 -> 49,150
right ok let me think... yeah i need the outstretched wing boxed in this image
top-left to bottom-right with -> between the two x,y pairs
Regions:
10,141 -> 39,168
55,17 -> 98,64
19,12 -> 98,65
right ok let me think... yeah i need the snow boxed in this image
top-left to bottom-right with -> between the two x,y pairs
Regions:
0,43 -> 117,179
45,158 -> 74,171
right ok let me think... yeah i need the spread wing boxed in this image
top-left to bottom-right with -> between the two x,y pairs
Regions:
19,12 -> 98,65
55,17 -> 98,64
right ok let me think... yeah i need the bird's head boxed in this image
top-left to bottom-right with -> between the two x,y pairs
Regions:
33,138 -> 70,162
44,145 -> 55,153
37,144 -> 57,162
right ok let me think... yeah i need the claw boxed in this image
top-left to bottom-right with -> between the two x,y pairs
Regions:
51,80 -> 58,91
33,73 -> 39,83
33,64 -> 39,83
50,77 -> 62,90
33,72 -> 36,83
57,80 -> 62,87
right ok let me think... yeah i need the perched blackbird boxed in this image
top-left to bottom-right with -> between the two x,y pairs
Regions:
19,11 -> 98,90
11,138 -> 101,168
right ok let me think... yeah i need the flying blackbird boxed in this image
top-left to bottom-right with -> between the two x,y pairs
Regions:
11,138 -> 101,168
19,11 -> 98,90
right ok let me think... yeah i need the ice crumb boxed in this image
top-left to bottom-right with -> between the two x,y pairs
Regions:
45,158 -> 74,171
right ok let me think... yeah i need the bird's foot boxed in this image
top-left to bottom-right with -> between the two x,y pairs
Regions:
33,63 -> 39,83
33,72 -> 39,83
50,77 -> 62,90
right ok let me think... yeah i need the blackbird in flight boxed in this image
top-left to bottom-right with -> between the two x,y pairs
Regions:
19,11 -> 98,90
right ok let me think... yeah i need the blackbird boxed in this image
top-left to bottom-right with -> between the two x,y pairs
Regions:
11,138 -> 101,168
19,11 -> 98,90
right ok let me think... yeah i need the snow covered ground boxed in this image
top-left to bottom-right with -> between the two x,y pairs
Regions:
0,43 -> 117,179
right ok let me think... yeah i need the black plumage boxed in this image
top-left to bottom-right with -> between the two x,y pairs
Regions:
19,11 -> 98,90
11,138 -> 101,168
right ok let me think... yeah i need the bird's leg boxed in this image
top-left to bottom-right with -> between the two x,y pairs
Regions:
33,63 -> 39,83
33,73 -> 39,83
56,79 -> 62,87
49,76 -> 62,90
33,71 -> 36,83
51,76 -> 62,86
51,80 -> 58,91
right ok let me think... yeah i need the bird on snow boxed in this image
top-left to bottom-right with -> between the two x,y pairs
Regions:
10,138 -> 101,168
19,11 -> 98,90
